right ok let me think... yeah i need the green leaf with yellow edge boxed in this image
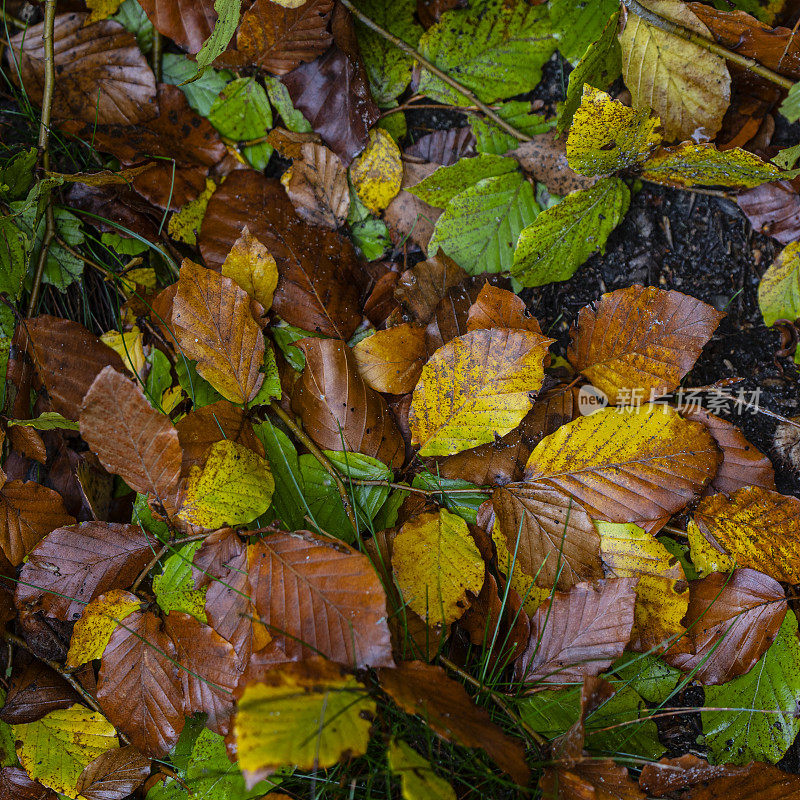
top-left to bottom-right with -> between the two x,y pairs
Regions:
66,589 -> 141,668
234,659 -> 375,783
409,154 -> 517,207
758,240 -> 800,327
511,176 -> 630,287
177,440 -> 274,530
597,521 -> 688,652
349,129 -> 404,214
13,705 -> 119,798
409,328 -> 553,457
153,542 -> 208,622
221,226 -> 278,312
566,86 -> 661,176
6,412 -> 79,431
391,508 -> 485,627
703,610 -> 800,765
550,0 -> 618,64
641,142 -> 792,189
388,739 -> 456,800
491,521 -> 550,616
168,178 -> 216,246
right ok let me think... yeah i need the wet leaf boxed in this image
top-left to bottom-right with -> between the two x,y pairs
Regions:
510,132 -> 598,196
405,127 -> 476,165
469,101 -> 550,157
466,283 -> 542,333
352,323 -> 427,395
409,154 -> 517,208
738,180 -> 800,245
221,227 -> 279,312
138,0 -> 217,52
75,745 -> 151,800
0,767 -> 58,800
350,128 -> 403,214
550,0 -> 618,64
539,760 -> 645,800
758,240 -> 800,326
152,542 -> 208,622
388,739 -> 456,800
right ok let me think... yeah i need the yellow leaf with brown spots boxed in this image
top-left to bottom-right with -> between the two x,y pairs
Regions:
409,328 -> 553,457
85,0 -> 125,23
352,323 -> 427,395
66,589 -> 141,667
350,128 -> 403,214
689,486 -> 800,583
177,440 -> 274,530
566,86 -> 661,176
597,521 -> 689,652
391,509 -> 485,627
221,226 -> 279,312
168,178 -> 216,246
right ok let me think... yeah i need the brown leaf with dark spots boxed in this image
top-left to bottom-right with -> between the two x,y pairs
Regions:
738,181 -> 800,244
467,283 -> 542,334
394,252 -> 468,325
0,480 -> 75,565
378,661 -> 530,786
248,531 -> 393,668
666,568 -> 786,685
26,315 -> 127,421
7,13 -> 157,126
492,483 -> 603,590
510,132 -> 598,196
138,0 -> 217,53
406,127 -> 476,165
0,767 -> 58,800
237,0 -> 333,74
352,323 -> 427,395
199,171 -> 363,339
638,754 -> 751,796
173,260 -> 265,405
163,612 -> 238,735
76,745 -> 151,800
517,578 -> 637,684
80,367 -> 182,504
15,522 -> 153,621
539,760 -> 645,800
97,610 -> 184,758
291,338 -> 405,469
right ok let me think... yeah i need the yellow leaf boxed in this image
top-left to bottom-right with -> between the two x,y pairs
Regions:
491,522 -> 550,616
85,0 -> 124,23
100,326 -> 146,378
13,705 -> 119,798
566,85 -> 661,176
352,323 -> 427,394
168,178 -> 216,246
388,739 -> 457,800
177,439 -> 274,529
66,589 -> 141,668
221,226 -> 279,312
409,328 -> 553,457
597,520 -> 688,652
758,240 -> 800,327
392,509 -> 485,627
121,267 -> 157,292
235,659 -> 375,783
618,0 -> 730,141
687,519 -> 734,578
161,386 -> 183,414
270,0 -> 307,5
350,128 -> 403,214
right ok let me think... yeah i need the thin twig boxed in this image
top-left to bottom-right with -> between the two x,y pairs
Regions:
661,524 -> 688,538
337,0 -> 532,143
623,0 -> 794,91
267,402 -> 359,530
151,30 -> 163,83
351,479 -> 487,495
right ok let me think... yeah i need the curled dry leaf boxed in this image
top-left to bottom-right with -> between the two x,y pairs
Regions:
248,531 -> 393,668
567,285 -> 723,405
517,577 -> 638,684
7,13 -> 156,126
221,227 -> 279,312
139,0 -> 217,52
173,260 -> 265,405
466,283 -> 542,333
97,611 -> 184,758
75,745 -> 151,800
378,661 -> 530,786
291,338 -> 405,469
409,329 -> 553,457
80,367 -> 182,504
352,323 -> 427,395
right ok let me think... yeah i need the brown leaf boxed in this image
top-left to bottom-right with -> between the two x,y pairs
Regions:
0,480 -> 75,566
80,367 -> 182,504
352,323 -> 427,395
67,183 -> 162,245
540,760 -> 645,800
510,132 -> 598,195
492,483 -> 603,590
7,426 -> 46,465
26,316 -> 127,421
173,260 -> 265,405
738,181 -> 800,244
417,0 -> 467,29
405,127 -> 476,165
7,13 -> 157,126
199,171 -> 363,339
653,759 -> 800,799
97,610 -> 184,757
378,661 -> 530,785
394,252 -> 468,325
467,283 -> 542,334
553,677 -> 617,764
639,754 -> 751,795
248,531 -> 393,668
138,0 -> 217,53
282,142 -> 350,228
0,767 -> 58,800
384,161 -> 442,250
517,578 -> 637,684
75,745 -> 151,800
291,338 -> 405,469
163,612 -> 238,735
567,285 -> 723,405
236,0 -> 333,74
666,568 -> 786,684
16,522 -> 153,621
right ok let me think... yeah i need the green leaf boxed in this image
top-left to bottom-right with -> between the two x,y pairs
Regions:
194,0 -> 242,75
0,216 -> 28,300
512,176 -> 629,287
132,492 -> 171,543
409,154 -> 517,207
112,0 -> 154,52
0,690 -> 16,767
162,54 -> 233,117
264,76 -> 311,133
153,542 -> 208,622
470,102 -> 551,156
428,170 -> 539,275
411,472 -> 488,525
353,0 -> 422,107
145,348 -> 173,409
207,77 -> 273,171
0,303 -> 11,410
248,345 -> 281,406
703,610 -> 800,764
270,321 -> 320,372
0,148 -> 37,200
389,739 -> 456,800
609,653 -> 682,705
773,142 -> 800,171
6,412 -> 79,431
781,81 -> 800,123
347,185 -> 390,261
101,231 -> 149,256
417,0 -> 556,105
657,535 -> 700,582
711,0 -> 768,21
549,0 -> 618,64
176,358 -> 223,409
758,240 -> 800,327
557,13 -> 621,133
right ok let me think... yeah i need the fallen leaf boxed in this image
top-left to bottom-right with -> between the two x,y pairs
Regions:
758,239 -> 800,326
352,323 -> 427,395
75,745 -> 151,800
383,161 -> 442,250
350,128 -> 403,214
510,132 -> 598,195
738,180 -> 800,244
466,283 -> 542,333
405,127 -> 476,165
540,760 -> 645,800
394,252 -> 468,324
388,739 -> 456,800
0,767 -> 58,800
676,761 -> 800,799
221,227 -> 279,312
138,0 -> 217,52
638,754 -> 750,796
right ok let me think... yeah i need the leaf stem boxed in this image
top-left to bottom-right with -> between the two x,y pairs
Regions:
351,479 -> 487,495
151,30 -> 163,83
337,0 -> 532,143
622,0 -> 794,91
130,532 -> 211,593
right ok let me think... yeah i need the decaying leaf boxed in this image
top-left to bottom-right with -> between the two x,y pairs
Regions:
350,129 -> 404,214
352,323 -> 427,395
466,283 -> 542,333
75,745 -> 151,800
221,227 -> 279,312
